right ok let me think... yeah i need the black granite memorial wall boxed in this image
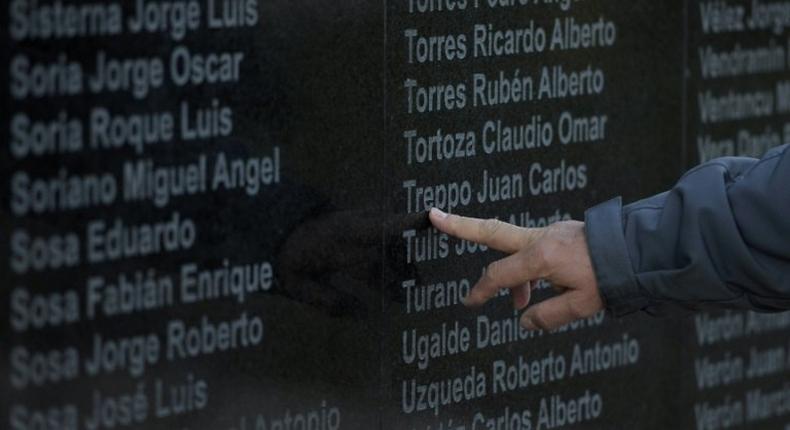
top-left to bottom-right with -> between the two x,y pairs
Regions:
2,0 -> 790,429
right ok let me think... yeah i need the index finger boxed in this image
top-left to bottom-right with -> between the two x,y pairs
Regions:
429,208 -> 543,253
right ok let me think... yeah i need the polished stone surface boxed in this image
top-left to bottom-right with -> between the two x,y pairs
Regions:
3,1 -> 790,429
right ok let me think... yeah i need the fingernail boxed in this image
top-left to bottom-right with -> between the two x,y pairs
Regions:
461,290 -> 476,307
430,207 -> 448,220
461,294 -> 471,307
521,314 -> 537,331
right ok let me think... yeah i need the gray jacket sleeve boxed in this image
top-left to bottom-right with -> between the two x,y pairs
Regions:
585,144 -> 790,317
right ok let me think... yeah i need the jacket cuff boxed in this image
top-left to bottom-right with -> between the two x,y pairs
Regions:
584,197 -> 647,317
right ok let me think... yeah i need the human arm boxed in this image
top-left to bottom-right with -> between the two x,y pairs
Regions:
429,144 -> 790,329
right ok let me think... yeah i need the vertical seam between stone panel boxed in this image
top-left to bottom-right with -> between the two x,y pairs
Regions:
379,1 -> 388,429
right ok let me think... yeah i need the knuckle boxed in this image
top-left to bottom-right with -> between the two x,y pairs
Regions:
553,221 -> 584,246
518,233 -> 535,250
479,218 -> 502,242
531,243 -> 551,275
519,227 -> 546,249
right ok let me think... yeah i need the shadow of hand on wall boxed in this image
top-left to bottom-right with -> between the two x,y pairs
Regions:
277,210 -> 431,321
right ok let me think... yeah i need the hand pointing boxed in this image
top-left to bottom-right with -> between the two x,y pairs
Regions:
429,208 -> 604,331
